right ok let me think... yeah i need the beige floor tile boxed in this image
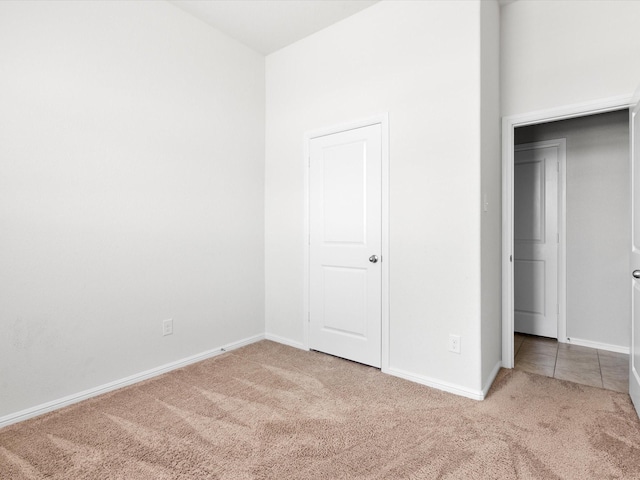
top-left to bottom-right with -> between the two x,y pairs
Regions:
600,363 -> 628,381
522,335 -> 557,346
597,349 -> 627,360
600,364 -> 628,380
598,350 -> 628,368
556,354 -> 600,371
599,350 -> 629,393
519,339 -> 558,357
602,375 -> 628,393
516,350 -> 557,368
557,343 -> 597,354
533,335 -> 557,343
514,359 -> 555,377
557,344 -> 598,362
601,369 -> 628,393
554,358 -> 602,388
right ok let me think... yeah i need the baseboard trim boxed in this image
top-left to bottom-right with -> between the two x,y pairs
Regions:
0,334 -> 265,429
482,360 -> 503,398
566,337 -> 629,354
264,333 -> 307,351
384,367 -> 484,401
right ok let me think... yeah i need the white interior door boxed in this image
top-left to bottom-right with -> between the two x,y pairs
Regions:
514,142 -> 559,338
309,124 -> 382,368
630,93 -> 640,416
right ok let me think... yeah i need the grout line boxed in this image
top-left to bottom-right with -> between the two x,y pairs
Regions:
596,350 -> 604,389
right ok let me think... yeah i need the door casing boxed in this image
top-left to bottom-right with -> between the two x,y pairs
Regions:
502,95 -> 633,368
303,114 -> 390,371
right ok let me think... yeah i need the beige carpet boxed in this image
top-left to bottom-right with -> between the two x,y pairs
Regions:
1,341 -> 640,479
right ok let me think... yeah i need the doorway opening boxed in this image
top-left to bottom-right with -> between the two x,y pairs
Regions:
502,97 -> 633,383
510,111 -> 630,392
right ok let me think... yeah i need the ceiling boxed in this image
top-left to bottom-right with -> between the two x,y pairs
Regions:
168,0 -> 380,55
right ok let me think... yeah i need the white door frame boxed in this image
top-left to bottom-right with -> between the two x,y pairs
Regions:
514,138 -> 566,340
303,114 -> 390,371
502,96 -> 632,368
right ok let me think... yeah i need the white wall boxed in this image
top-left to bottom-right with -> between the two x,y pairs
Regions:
515,110 -> 630,349
501,0 -> 640,116
0,1 -> 265,418
266,0 -> 499,394
480,0 -> 502,385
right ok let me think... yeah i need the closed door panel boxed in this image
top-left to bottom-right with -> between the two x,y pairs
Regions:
514,144 -> 559,338
514,259 -> 545,314
309,124 -> 381,368
322,266 -> 367,337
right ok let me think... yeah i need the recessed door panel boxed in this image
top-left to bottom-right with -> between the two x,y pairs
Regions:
322,142 -> 366,244
514,259 -> 545,315
514,160 -> 544,243
321,266 -> 367,337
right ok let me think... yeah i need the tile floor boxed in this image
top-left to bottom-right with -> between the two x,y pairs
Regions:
514,333 -> 629,393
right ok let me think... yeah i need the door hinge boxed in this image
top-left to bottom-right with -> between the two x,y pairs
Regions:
557,233 -> 560,243
557,161 -> 560,172
557,304 -> 560,315
510,255 -> 512,262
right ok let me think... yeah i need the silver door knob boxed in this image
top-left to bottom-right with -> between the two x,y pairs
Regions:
633,270 -> 640,279
369,255 -> 378,263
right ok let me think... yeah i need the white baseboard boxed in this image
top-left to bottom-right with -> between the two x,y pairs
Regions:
264,332 -> 307,351
0,334 -> 265,429
482,360 -> 503,398
384,367 -> 485,401
565,337 -> 629,354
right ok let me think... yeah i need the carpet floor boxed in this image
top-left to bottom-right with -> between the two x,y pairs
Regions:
1,340 -> 640,479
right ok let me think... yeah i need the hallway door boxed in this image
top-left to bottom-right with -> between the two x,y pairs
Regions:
514,142 -> 559,338
309,124 -> 382,368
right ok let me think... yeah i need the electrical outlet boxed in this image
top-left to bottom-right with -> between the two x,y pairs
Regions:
449,334 -> 461,354
162,318 -> 173,336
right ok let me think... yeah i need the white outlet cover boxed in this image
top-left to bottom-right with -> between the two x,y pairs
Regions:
163,318 -> 173,336
449,334 -> 461,354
